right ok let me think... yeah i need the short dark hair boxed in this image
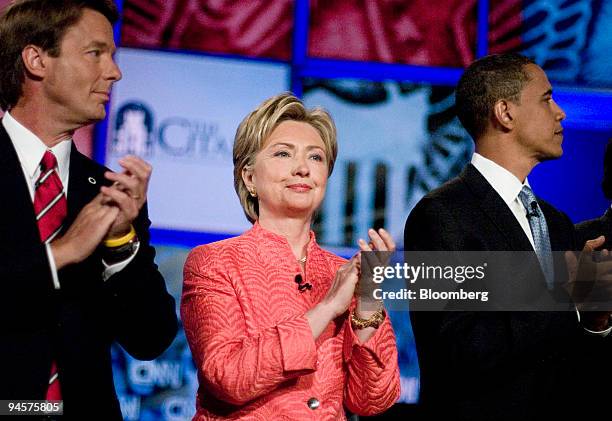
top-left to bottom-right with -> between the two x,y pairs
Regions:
603,139 -> 612,200
0,0 -> 119,110
455,53 -> 535,140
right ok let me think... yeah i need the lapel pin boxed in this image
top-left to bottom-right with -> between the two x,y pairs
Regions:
88,177 -> 97,185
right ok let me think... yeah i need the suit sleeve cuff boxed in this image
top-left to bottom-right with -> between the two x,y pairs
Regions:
343,313 -> 390,367
102,241 -> 140,281
277,316 -> 317,372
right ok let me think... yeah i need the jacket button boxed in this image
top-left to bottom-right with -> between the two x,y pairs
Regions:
307,398 -> 320,410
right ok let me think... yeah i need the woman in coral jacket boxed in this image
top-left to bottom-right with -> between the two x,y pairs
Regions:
181,93 -> 400,420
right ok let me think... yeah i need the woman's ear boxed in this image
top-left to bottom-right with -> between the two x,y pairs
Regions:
242,166 -> 256,196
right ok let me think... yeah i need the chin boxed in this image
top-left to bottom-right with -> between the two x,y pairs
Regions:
539,148 -> 563,162
287,203 -> 315,213
284,201 -> 318,216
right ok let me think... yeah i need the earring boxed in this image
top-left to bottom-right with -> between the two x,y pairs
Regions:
249,187 -> 257,197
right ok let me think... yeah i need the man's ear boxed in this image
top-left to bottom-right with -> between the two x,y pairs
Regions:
21,45 -> 47,79
492,99 -> 514,131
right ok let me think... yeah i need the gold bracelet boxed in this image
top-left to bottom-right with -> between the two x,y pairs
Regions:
350,308 -> 386,329
104,225 -> 136,248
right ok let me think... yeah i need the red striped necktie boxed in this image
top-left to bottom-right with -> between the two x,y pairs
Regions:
34,151 -> 67,243
34,150 -> 67,400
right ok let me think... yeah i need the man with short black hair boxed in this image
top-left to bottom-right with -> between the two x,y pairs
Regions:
405,53 -> 611,420
0,1 -> 177,418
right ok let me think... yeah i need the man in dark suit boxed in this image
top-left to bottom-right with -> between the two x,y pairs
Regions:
0,1 -> 177,418
576,139 -> 612,249
404,53 -> 612,420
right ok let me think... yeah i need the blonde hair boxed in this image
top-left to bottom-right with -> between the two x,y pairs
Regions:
233,92 -> 337,223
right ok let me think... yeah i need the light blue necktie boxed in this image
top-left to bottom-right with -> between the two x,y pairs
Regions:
518,186 -> 554,289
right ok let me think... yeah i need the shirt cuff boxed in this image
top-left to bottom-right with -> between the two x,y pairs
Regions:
45,243 -> 60,290
277,316 -> 317,372
583,325 -> 612,336
576,308 -> 612,337
102,241 -> 140,281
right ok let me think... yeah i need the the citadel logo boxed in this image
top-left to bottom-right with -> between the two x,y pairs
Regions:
110,101 -> 232,160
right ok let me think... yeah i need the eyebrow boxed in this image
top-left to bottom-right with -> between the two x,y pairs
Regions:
269,142 -> 325,151
542,89 -> 553,97
84,40 -> 115,53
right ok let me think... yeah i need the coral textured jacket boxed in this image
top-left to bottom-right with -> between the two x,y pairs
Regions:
182,222 -> 400,420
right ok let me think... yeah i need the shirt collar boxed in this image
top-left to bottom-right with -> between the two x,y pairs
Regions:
471,152 -> 531,206
3,111 -> 72,181
249,220 -> 318,254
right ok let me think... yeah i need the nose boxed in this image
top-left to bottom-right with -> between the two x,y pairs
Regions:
554,99 -> 566,121
292,153 -> 310,177
106,57 -> 122,82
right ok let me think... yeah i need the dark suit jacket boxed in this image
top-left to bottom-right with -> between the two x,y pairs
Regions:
0,124 -> 178,419
576,208 -> 612,250
404,164 -> 611,421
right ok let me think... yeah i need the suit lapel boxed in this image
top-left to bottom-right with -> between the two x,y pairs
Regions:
0,124 -> 41,244
461,164 -> 535,252
64,143 -> 104,229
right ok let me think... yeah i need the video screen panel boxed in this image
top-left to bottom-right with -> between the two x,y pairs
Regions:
308,0 -> 478,66
302,78 -> 473,248
121,0 -> 294,60
492,0 -> 612,87
105,48 -> 290,235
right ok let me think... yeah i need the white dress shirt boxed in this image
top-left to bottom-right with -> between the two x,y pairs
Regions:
3,111 -> 135,289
